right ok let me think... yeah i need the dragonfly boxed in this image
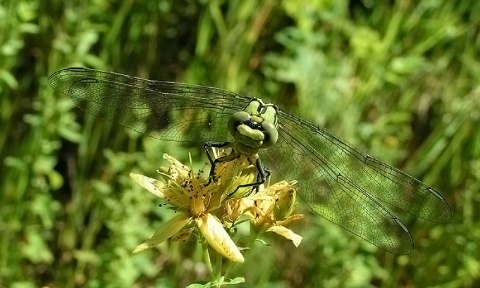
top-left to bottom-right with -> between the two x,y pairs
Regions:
48,67 -> 452,254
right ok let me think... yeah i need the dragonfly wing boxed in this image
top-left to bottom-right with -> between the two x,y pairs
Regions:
48,67 -> 251,143
276,111 -> 451,222
262,110 -> 451,253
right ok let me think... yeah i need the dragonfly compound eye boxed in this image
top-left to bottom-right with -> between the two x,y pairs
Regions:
228,111 -> 251,137
261,121 -> 278,147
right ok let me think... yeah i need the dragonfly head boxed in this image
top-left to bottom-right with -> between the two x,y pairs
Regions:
228,98 -> 279,155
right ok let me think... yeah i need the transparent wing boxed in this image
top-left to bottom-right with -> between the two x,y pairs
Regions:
261,110 -> 452,253
48,67 -> 252,143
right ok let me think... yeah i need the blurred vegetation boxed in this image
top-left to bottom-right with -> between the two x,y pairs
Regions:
0,0 -> 479,287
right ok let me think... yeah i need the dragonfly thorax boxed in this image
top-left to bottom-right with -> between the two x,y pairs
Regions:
228,99 -> 279,156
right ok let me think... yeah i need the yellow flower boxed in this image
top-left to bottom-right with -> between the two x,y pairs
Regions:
130,153 -> 255,263
130,150 -> 303,263
224,180 -> 304,247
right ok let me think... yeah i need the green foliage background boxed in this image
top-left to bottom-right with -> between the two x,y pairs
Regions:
1,0 -> 479,287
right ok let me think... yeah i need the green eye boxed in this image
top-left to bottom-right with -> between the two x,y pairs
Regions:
228,111 -> 250,137
262,121 -> 278,147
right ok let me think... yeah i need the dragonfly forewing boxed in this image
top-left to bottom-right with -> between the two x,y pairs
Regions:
48,68 -> 249,143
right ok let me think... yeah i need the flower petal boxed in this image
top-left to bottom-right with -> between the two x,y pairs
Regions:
130,172 -> 191,208
163,153 -> 192,180
276,214 -> 304,226
133,213 -> 192,253
267,225 -> 303,247
196,213 -> 244,263
130,172 -> 165,198
273,182 -> 297,219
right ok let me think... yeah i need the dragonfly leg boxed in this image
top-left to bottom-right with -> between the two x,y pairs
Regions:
204,142 -> 270,196
260,162 -> 271,188
204,141 -> 233,183
227,158 -> 269,197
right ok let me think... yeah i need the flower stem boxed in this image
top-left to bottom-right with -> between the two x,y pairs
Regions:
203,241 -> 214,277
